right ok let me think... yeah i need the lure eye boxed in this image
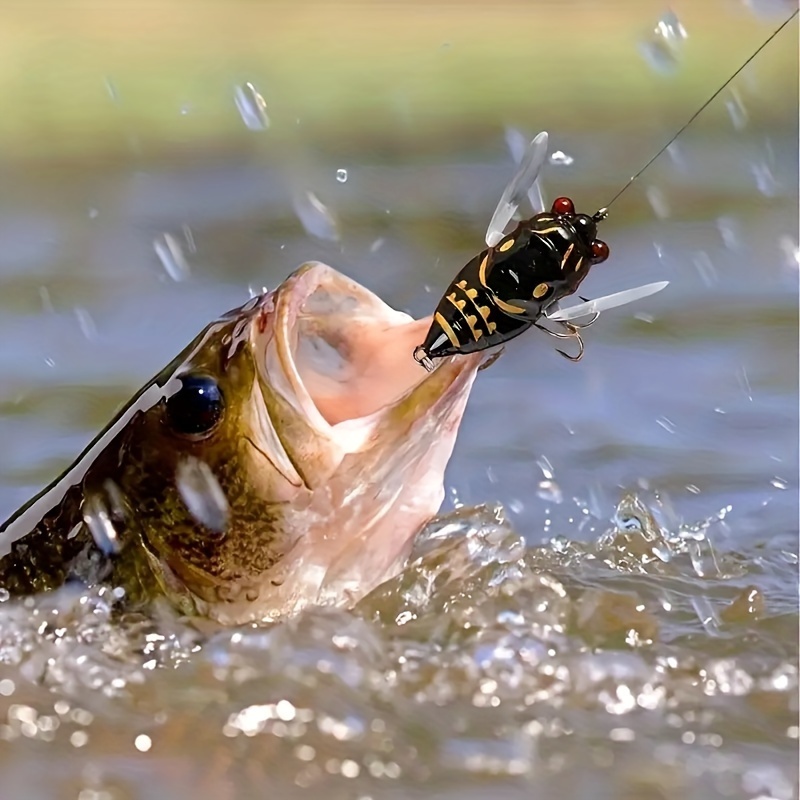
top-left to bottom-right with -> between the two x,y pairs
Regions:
572,213 -> 597,244
165,374 -> 224,437
591,240 -> 610,263
552,197 -> 575,215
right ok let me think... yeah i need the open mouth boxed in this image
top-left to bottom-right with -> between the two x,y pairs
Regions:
170,262 -> 486,619
262,262 -> 480,441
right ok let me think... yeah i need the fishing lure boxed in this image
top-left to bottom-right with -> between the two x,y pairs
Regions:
413,10 -> 796,372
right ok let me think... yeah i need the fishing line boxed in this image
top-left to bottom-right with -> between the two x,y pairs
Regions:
602,9 -> 798,212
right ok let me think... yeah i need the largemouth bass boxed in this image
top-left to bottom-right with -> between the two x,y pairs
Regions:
0,263 -> 482,624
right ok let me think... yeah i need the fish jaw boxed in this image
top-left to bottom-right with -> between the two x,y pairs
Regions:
199,262 -> 483,623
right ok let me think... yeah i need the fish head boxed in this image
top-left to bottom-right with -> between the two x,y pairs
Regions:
116,262 -> 483,623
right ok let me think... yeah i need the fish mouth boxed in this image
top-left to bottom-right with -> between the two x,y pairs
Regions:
176,262 -> 485,622
259,262 -> 483,463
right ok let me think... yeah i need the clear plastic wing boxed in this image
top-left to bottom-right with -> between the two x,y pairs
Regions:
544,281 -> 670,322
504,127 -> 547,216
486,131 -> 549,248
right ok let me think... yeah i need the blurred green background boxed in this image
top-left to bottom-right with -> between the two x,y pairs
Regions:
0,0 -> 795,164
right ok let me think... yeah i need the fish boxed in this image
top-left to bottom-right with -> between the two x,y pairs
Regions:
0,262 -> 483,625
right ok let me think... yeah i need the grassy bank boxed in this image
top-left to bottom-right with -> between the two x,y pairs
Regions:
0,0 -> 795,164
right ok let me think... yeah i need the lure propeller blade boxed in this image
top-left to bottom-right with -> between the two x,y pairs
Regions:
544,281 -> 670,322
486,131 -> 549,247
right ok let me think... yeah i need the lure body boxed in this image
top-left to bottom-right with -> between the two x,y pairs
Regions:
414,198 -> 608,366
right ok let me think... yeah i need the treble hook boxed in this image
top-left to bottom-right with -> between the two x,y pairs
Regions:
570,297 -> 600,329
533,320 -> 585,362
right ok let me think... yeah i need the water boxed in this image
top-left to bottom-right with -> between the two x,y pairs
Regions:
638,11 -> 689,75
0,24 -> 797,800
0,498 -> 796,797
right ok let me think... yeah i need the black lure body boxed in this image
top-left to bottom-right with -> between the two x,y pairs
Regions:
414,197 -> 609,368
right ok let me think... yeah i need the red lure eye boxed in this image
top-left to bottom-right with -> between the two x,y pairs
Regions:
591,240 -> 609,263
552,197 -> 575,215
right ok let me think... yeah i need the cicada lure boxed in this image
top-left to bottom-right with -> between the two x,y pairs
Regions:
413,131 -> 670,372
412,191 -> 611,372
412,130 -> 646,370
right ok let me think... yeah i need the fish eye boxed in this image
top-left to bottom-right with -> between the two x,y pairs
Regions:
165,374 -> 224,437
591,240 -> 610,263
552,196 -> 575,215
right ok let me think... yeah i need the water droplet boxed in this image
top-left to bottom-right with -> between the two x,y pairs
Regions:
74,307 -> 97,341
716,216 -> 741,250
102,480 -> 128,522
103,77 -> 119,103
335,168 -> 348,183
182,224 -> 197,254
692,251 -> 717,287
537,480 -> 563,504
83,495 -> 120,556
292,190 -> 340,242
690,595 -> 720,636
740,0 -> 797,21
234,82 -> 270,131
639,11 -> 688,74
609,727 -> 635,742
737,366 -> 753,402
687,538 -> 719,578
134,734 -> 152,752
646,186 -> 671,219
778,236 -> 800,270
70,730 -> 89,748
655,416 -> 676,434
504,127 -> 527,163
176,456 -> 230,534
88,207 -> 99,219
548,150 -> 574,166
44,357 -> 55,368
655,11 -> 688,42
751,161 -> 779,196
153,233 -> 191,282
770,476 -> 788,490
535,457 -> 562,503
651,541 -> 673,562
448,485 -> 464,509
537,455 -> 555,479
369,237 -> 385,254
725,89 -> 749,130
666,141 -> 686,169
39,286 -> 54,313
0,588 -> 9,602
